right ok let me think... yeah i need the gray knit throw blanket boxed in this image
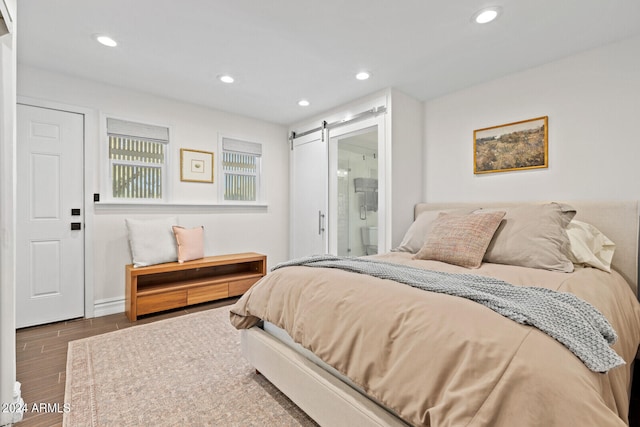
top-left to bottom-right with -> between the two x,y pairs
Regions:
273,255 -> 624,372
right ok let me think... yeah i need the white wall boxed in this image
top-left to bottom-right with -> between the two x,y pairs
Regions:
389,89 -> 423,245
423,35 -> 640,203
0,1 -> 17,423
17,65 -> 289,315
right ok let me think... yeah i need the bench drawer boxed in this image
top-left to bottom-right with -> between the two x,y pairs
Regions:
137,290 -> 187,315
188,283 -> 229,305
229,277 -> 259,297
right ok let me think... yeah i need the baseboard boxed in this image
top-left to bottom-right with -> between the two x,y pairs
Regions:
93,297 -> 125,317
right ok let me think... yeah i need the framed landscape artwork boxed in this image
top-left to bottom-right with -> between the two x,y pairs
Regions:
180,149 -> 214,183
474,116 -> 548,174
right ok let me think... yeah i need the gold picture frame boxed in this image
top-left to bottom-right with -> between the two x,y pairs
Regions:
474,116 -> 548,174
180,149 -> 214,183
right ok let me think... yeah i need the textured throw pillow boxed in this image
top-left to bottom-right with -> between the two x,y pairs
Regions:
393,209 -> 475,253
413,211 -> 506,268
566,220 -> 615,272
125,217 -> 178,267
172,226 -> 205,264
482,203 -> 576,272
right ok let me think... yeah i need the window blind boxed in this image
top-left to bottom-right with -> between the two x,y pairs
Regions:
222,137 -> 262,156
107,118 -> 169,142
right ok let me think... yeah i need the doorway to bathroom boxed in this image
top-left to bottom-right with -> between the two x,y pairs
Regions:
330,126 -> 379,257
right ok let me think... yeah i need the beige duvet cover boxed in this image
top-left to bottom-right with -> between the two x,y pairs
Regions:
230,252 -> 640,427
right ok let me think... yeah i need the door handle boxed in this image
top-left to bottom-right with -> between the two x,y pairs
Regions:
318,211 -> 325,235
70,222 -> 82,230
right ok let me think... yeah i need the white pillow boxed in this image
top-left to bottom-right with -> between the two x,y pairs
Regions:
125,217 -> 178,267
566,220 -> 615,272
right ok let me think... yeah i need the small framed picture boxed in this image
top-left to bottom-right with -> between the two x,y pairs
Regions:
474,116 -> 548,174
180,149 -> 214,183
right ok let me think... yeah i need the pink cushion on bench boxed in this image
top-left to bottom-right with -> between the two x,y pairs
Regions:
172,226 -> 204,263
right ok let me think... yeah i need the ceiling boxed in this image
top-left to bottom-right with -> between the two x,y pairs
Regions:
17,1 -> 640,125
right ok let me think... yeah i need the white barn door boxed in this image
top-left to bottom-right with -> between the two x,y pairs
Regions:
16,104 -> 84,328
290,131 -> 328,258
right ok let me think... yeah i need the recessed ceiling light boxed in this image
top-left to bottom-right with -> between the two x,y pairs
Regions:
355,71 -> 371,81
472,7 -> 502,24
218,75 -> 235,84
298,99 -> 310,107
95,35 -> 118,47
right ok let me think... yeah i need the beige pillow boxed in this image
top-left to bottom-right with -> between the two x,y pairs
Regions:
413,211 -> 506,268
566,220 -> 615,272
482,203 -> 576,272
172,226 -> 205,263
393,208 -> 475,253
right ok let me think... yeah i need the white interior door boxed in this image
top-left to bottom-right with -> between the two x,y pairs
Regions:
16,104 -> 84,328
290,131 -> 328,258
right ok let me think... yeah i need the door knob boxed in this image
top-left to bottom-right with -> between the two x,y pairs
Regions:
70,222 -> 82,230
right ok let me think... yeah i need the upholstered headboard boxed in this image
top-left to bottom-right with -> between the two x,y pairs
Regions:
414,201 -> 639,295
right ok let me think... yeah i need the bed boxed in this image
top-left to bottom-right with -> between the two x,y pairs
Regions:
230,201 -> 640,426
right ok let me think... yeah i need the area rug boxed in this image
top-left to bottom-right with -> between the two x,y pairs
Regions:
64,306 -> 317,426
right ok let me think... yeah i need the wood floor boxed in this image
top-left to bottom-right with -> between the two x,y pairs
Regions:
14,299 -> 640,427
14,298 -> 237,427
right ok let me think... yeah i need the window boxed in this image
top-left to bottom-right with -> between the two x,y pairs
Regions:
107,118 -> 169,201
221,137 -> 262,202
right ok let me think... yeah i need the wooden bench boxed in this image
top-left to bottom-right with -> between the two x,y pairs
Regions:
125,252 -> 266,321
